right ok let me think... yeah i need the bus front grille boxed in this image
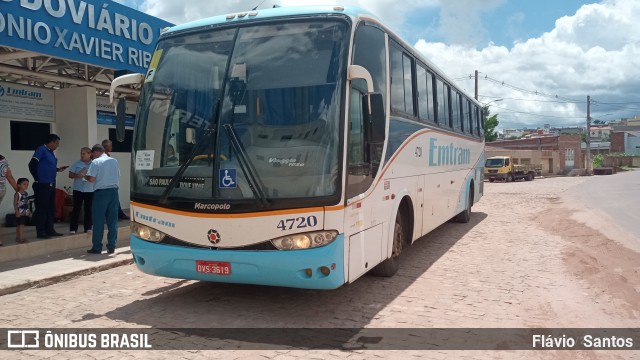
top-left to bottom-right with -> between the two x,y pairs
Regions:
158,236 -> 278,251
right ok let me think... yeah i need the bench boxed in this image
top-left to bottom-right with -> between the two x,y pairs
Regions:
593,167 -> 615,175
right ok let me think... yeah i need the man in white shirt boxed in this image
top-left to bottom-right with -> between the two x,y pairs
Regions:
102,139 -> 129,220
84,144 -> 120,254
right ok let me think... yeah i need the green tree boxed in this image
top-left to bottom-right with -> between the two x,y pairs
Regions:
483,105 -> 500,142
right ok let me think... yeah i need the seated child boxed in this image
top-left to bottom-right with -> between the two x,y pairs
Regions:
14,178 -> 32,244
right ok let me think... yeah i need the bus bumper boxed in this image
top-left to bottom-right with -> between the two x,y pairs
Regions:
130,235 -> 345,290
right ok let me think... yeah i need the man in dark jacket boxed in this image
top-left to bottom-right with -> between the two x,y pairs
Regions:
29,134 -> 67,239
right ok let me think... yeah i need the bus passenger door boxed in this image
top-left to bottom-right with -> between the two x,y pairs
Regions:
416,175 -> 424,238
422,171 -> 447,235
346,23 -> 388,281
346,81 -> 375,199
345,83 -> 384,282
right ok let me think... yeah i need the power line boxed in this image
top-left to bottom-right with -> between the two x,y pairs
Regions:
455,73 -> 584,103
453,74 -> 639,120
482,76 -> 583,103
490,104 -> 586,119
479,95 -> 583,104
592,100 -> 640,104
462,74 -> 640,111
590,101 -> 640,112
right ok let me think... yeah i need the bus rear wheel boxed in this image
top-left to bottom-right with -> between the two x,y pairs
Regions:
371,212 -> 404,277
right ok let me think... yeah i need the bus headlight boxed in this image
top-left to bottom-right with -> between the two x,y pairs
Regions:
271,230 -> 338,250
131,222 -> 166,243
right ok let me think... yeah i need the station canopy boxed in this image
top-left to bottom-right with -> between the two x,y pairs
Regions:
0,45 -> 122,97
0,0 -> 174,98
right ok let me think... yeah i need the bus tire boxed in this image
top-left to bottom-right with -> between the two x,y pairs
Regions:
455,187 -> 473,223
371,212 -> 404,277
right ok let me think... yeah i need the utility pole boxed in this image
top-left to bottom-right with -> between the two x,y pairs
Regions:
474,70 -> 478,100
586,95 -> 592,175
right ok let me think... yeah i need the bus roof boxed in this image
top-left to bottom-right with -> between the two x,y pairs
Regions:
166,5 -> 378,34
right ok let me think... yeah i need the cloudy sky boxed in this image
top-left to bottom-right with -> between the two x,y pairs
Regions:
116,0 -> 640,131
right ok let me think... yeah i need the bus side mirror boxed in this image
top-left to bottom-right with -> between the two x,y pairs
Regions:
115,98 -> 126,142
363,93 -> 385,144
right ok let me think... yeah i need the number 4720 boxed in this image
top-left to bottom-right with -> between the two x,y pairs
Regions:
276,216 -> 318,231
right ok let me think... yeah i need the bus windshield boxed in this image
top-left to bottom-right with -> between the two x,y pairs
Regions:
133,20 -> 347,208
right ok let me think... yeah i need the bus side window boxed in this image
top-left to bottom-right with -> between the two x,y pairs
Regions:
417,65 -> 436,123
452,91 -> 461,131
346,82 -> 374,199
467,100 -> 474,135
348,83 -> 366,168
478,107 -> 485,137
348,23 -> 386,199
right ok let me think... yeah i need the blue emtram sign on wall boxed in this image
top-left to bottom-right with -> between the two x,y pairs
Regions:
0,0 -> 174,73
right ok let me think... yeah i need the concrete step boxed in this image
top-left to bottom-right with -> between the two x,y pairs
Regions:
0,221 -> 134,296
0,223 -> 130,263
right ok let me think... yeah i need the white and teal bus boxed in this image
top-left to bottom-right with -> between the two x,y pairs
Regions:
110,5 -> 484,289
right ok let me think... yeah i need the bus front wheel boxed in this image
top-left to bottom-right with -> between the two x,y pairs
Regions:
371,212 -> 404,277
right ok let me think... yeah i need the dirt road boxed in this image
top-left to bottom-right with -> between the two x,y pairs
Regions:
1,175 -> 638,359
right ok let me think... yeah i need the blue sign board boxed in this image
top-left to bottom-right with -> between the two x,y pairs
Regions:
97,109 -> 135,127
0,0 -> 174,73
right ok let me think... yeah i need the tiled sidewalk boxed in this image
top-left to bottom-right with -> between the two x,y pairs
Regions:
0,217 -> 132,296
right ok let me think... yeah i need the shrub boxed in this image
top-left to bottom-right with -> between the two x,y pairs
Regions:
593,153 -> 605,168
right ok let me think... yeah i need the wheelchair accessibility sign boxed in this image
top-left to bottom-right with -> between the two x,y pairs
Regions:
219,169 -> 237,188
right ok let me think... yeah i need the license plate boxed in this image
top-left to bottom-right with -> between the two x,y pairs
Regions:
195,260 -> 231,275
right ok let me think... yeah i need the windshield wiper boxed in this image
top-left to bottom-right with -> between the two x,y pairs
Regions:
160,100 -> 220,203
223,123 -> 269,207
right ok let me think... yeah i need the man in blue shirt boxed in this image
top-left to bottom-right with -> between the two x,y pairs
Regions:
28,134 -> 67,239
84,144 -> 120,254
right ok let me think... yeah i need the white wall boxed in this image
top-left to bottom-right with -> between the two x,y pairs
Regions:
0,118 -> 51,218
56,88 -> 132,212
55,87 -> 98,192
0,86 -> 132,221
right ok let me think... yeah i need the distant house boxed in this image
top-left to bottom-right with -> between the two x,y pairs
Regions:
610,118 -> 640,155
581,141 -> 610,155
503,128 -> 524,139
589,125 -> 611,141
486,134 -> 582,174
611,129 -> 640,155
553,126 -> 584,135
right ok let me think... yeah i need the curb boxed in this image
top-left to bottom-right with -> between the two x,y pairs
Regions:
0,257 -> 133,297
0,226 -> 131,263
